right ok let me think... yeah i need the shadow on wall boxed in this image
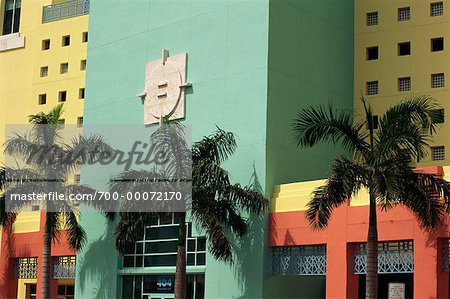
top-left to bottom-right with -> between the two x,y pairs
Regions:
233,163 -> 266,298
76,220 -> 117,299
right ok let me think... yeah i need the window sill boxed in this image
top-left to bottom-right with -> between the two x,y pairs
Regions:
0,32 -> 25,52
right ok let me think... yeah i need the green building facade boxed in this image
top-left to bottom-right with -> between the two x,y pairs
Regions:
75,0 -> 354,298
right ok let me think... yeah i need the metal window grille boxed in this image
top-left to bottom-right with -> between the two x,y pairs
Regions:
431,2 -> 444,16
398,7 -> 410,21
42,0 -> 89,23
40,66 -> 48,77
432,73 -> 445,88
53,256 -> 76,279
272,245 -> 326,275
60,63 -> 68,74
353,241 -> 414,274
367,12 -> 378,26
14,257 -> 38,278
398,77 -> 411,92
432,146 -> 445,161
366,81 -> 378,95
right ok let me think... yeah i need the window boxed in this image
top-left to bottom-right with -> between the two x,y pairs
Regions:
398,42 -> 411,56
432,109 -> 445,124
82,31 -> 88,43
432,73 -> 445,88
40,66 -> 48,77
431,37 -> 444,52
431,2 -> 444,16
38,94 -> 46,105
431,146 -> 445,161
57,119 -> 65,125
57,285 -> 74,299
60,63 -> 68,74
366,115 -> 379,130
62,35 -> 70,47
366,46 -> 379,60
79,88 -> 85,99
398,7 -> 410,21
2,0 -> 21,35
398,77 -> 411,92
74,174 -> 80,184
58,90 -> 67,102
25,284 -> 37,299
77,117 -> 83,127
367,12 -> 378,26
31,204 -> 39,211
42,39 -> 50,50
366,81 -> 378,95
80,59 -> 86,70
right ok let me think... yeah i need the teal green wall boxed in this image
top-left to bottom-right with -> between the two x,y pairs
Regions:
77,0 -> 269,298
264,0 -> 354,298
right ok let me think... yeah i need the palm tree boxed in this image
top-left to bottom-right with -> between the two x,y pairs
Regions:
110,124 -> 268,299
292,96 -> 450,299
2,104 -> 112,299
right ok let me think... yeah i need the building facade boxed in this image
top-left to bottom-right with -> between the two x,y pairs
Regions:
0,0 -> 89,298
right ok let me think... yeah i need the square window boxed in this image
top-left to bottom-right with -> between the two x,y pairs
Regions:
42,39 -> 50,50
398,42 -> 411,56
38,94 -> 46,105
57,119 -> 65,125
80,59 -> 86,70
431,146 -> 445,160
366,81 -> 379,95
40,66 -> 48,77
432,73 -> 445,88
82,32 -> 88,43
431,2 -> 444,16
62,35 -> 70,47
398,77 -> 411,92
58,90 -> 67,102
398,7 -> 410,21
77,117 -> 83,127
60,63 -> 68,74
431,37 -> 444,52
367,12 -> 378,26
79,88 -> 85,99
432,109 -> 445,124
366,46 -> 379,60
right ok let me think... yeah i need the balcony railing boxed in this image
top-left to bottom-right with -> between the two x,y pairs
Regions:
42,0 -> 89,23
53,256 -> 76,279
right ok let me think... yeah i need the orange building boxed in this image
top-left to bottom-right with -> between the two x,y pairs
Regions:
269,166 -> 450,298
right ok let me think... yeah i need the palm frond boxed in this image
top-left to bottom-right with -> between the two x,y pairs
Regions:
192,127 -> 237,164
64,211 -> 87,250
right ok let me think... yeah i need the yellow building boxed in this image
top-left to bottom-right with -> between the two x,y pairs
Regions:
0,0 -> 88,297
355,0 -> 450,166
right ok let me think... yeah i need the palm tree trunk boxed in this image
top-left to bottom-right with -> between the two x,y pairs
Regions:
42,218 -> 52,299
174,212 -> 186,299
365,192 -> 378,299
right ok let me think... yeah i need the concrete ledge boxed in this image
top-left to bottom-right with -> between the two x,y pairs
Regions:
0,33 -> 25,52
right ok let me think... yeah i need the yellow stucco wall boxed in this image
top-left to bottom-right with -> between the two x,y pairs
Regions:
0,0 -> 88,233
354,0 -> 450,167
17,278 -> 37,299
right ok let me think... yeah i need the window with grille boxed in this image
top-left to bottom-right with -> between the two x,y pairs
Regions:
80,59 -> 86,70
38,94 -> 47,105
367,12 -> 378,26
42,39 -> 50,50
366,81 -> 378,95
398,7 -> 410,21
40,66 -> 48,77
53,256 -> 76,279
398,77 -> 411,92
58,90 -> 67,102
431,37 -> 444,52
431,2 -> 444,16
432,146 -> 445,160
60,63 -> 68,74
15,257 -> 38,278
272,245 -> 326,275
432,73 -> 445,88
366,46 -> 378,60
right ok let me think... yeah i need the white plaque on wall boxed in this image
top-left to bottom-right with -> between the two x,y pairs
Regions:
138,49 -> 191,125
388,283 -> 405,299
